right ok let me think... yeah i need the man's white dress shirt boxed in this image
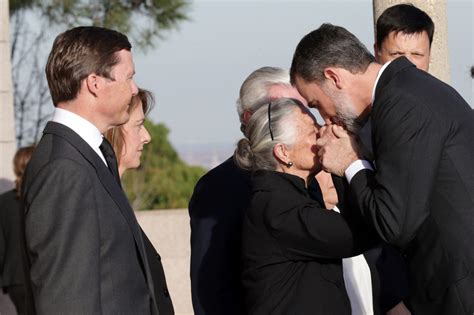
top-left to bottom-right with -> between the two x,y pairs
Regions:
52,108 -> 108,166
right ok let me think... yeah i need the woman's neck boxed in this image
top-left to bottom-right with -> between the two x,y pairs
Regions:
277,166 -> 311,187
118,166 -> 125,179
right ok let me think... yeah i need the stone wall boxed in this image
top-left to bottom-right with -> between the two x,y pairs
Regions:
137,209 -> 193,315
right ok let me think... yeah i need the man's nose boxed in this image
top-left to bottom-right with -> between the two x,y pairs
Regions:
131,80 -> 139,96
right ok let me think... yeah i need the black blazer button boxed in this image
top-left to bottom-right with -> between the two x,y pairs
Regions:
163,288 -> 169,297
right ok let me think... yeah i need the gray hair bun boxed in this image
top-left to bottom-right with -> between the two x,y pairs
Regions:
234,138 -> 253,170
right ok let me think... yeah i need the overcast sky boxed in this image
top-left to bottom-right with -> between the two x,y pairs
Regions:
133,0 -> 473,148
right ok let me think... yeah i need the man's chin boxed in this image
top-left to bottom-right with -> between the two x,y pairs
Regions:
334,115 -> 367,133
119,112 -> 131,125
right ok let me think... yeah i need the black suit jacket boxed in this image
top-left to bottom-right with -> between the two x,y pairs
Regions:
349,57 -> 474,314
188,157 -> 250,315
0,189 -> 25,289
22,122 -> 159,314
242,170 -> 376,314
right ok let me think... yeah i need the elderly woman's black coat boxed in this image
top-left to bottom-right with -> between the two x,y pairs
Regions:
242,170 -> 376,315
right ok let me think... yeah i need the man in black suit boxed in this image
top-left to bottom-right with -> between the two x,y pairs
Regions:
291,23 -> 474,314
22,26 -> 167,314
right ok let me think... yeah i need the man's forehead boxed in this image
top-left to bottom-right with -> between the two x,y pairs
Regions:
267,84 -> 307,105
294,76 -> 313,90
386,31 -> 430,46
293,76 -> 325,98
111,49 -> 135,74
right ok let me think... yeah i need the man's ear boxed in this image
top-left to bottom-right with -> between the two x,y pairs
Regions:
374,43 -> 381,61
323,67 -> 343,90
243,110 -> 252,125
85,73 -> 100,96
273,143 -> 291,166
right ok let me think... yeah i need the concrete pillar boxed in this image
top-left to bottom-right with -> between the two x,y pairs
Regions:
373,0 -> 450,83
0,0 -> 17,193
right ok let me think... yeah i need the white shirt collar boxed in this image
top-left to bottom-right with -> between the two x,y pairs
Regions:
371,60 -> 392,103
52,108 -> 107,164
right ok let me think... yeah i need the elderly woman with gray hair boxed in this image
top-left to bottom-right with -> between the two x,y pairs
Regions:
234,98 -> 377,315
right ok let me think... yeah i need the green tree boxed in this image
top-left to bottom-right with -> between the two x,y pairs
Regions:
36,0 -> 190,49
9,0 -> 34,12
122,120 -> 206,210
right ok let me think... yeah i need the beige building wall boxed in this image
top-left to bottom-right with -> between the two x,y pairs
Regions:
373,0 -> 450,83
137,209 -> 193,315
0,0 -> 17,193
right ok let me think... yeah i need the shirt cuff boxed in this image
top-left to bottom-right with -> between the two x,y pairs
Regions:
345,160 -> 374,184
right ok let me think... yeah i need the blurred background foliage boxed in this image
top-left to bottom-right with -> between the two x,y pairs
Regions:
9,0 -> 34,12
10,0 -> 190,41
122,120 -> 206,210
29,0 -> 190,50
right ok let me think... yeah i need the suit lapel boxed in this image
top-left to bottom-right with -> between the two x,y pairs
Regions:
43,122 -> 156,302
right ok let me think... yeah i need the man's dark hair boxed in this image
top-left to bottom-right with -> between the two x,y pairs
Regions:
45,26 -> 132,106
376,4 -> 434,48
290,23 -> 375,84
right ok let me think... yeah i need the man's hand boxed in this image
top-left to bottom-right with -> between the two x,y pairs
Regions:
316,125 -> 362,177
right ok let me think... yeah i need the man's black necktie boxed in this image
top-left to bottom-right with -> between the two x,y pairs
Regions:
99,138 -> 121,186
